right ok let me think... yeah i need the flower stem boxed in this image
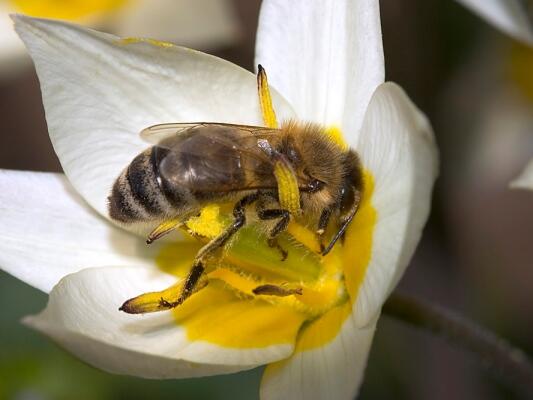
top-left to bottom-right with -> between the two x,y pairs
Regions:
383,292 -> 533,398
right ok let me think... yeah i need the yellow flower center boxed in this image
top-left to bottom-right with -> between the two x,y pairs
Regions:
8,0 -> 128,20
122,67 -> 377,354
156,170 -> 376,350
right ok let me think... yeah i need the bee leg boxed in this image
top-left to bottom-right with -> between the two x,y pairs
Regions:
176,193 -> 260,304
257,208 -> 290,261
171,261 -> 206,307
146,218 -> 183,244
317,207 -> 333,253
184,228 -> 208,241
322,188 -> 361,256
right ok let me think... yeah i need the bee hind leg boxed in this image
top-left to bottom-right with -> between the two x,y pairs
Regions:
257,208 -> 290,261
176,192 -> 260,305
156,262 -> 208,310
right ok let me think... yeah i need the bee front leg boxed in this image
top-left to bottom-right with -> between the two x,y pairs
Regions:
322,188 -> 361,256
257,208 -> 290,261
317,207 -> 333,253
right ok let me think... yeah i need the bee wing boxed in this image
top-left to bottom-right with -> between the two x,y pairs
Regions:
155,124 -> 283,192
140,123 -> 201,144
140,122 -> 277,144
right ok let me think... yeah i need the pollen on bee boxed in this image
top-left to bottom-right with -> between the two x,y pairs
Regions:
185,205 -> 228,239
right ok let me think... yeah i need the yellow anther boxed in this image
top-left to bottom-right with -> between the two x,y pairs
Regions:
252,284 -> 303,297
257,64 -> 278,129
273,159 -> 301,215
257,66 -> 301,214
146,218 -> 182,244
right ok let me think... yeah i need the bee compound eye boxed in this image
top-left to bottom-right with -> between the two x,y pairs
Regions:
308,179 -> 325,193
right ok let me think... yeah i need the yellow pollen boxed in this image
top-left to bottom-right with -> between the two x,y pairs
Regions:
185,204 -> 226,238
342,172 -> 376,303
9,0 -> 128,20
325,126 -> 349,150
172,282 -> 308,348
117,37 -> 175,49
148,167 -> 377,350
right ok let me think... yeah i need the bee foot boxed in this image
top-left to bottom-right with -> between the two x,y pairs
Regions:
267,238 -> 288,261
159,297 -> 179,309
147,219 -> 182,244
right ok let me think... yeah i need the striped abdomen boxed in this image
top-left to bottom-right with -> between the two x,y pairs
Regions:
108,126 -> 274,224
108,147 -> 189,223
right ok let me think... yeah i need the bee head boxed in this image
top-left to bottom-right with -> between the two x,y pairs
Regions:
279,121 -> 348,210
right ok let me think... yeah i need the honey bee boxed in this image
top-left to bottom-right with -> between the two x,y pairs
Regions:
109,120 -> 363,310
109,66 -> 363,312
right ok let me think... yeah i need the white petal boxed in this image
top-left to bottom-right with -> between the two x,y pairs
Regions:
114,0 -> 240,50
456,0 -> 533,45
260,311 -> 377,400
25,266 -> 295,378
510,158 -> 533,190
0,170 -> 163,293
14,15 -> 295,223
255,0 -> 384,140
353,82 -> 438,327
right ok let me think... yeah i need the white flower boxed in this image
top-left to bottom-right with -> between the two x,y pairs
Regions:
455,0 -> 533,45
511,158 -> 533,189
0,1 -> 438,399
450,1 -> 533,190
0,0 -> 238,77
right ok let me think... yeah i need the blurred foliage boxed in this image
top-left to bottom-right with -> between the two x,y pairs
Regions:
0,271 -> 262,400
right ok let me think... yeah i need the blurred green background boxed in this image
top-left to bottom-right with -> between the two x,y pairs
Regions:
1,0 -> 532,399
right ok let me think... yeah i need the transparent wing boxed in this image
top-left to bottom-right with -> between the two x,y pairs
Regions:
153,124 -> 284,192
140,122 -> 278,144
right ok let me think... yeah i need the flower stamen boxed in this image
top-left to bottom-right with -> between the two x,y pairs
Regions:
257,64 -> 278,129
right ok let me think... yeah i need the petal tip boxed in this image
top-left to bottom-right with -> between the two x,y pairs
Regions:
20,313 -> 39,330
10,13 -> 35,29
